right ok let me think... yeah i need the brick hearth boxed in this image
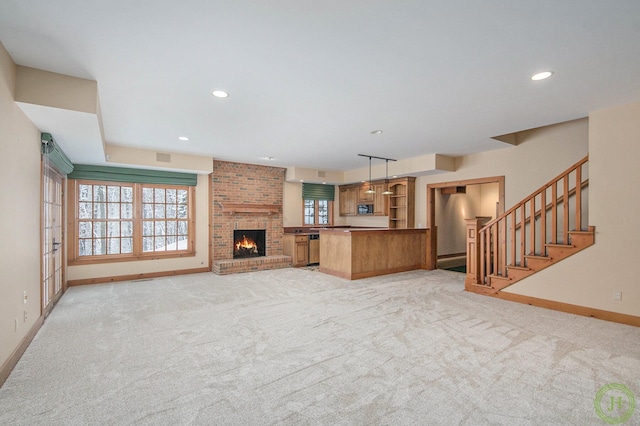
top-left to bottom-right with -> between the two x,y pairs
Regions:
212,161 -> 291,274
213,255 -> 291,275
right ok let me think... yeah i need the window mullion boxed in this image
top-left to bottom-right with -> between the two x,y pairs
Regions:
133,183 -> 143,256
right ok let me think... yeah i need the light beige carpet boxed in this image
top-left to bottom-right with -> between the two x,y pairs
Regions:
1,268 -> 638,425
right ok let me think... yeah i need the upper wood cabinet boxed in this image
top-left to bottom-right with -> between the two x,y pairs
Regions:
339,177 -> 414,228
339,186 -> 357,216
373,182 -> 387,216
358,186 -> 374,203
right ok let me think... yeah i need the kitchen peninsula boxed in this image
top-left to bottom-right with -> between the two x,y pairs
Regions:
319,227 -> 430,280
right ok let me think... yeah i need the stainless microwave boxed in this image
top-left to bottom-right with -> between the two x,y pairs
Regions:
358,204 -> 374,215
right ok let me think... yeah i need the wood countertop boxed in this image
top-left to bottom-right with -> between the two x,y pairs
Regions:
319,227 -> 424,235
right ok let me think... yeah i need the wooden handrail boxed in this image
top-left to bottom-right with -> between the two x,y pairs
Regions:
480,156 -> 588,233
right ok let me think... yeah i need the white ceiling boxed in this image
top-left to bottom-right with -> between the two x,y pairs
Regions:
2,1 -> 640,172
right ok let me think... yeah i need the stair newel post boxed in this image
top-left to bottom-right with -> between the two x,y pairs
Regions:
465,219 -> 481,288
465,218 -> 491,289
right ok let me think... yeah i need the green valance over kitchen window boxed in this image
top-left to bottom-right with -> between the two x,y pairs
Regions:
302,183 -> 335,201
68,164 -> 198,186
41,133 -> 74,175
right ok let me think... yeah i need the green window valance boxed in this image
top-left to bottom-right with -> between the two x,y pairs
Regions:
302,183 -> 335,201
41,133 -> 74,175
68,164 -> 198,186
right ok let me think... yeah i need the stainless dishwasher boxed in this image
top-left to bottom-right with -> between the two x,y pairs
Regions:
308,234 -> 320,265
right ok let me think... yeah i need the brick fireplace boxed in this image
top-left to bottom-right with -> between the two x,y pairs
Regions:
211,161 -> 291,274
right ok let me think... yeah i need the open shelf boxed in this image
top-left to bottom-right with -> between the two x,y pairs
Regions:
388,181 -> 412,229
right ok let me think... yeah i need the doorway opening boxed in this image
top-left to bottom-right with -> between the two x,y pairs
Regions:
426,176 -> 505,272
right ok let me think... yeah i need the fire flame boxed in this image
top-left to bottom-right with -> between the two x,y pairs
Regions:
235,235 -> 258,253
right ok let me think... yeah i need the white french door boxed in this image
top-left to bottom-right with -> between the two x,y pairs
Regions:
42,163 -> 65,314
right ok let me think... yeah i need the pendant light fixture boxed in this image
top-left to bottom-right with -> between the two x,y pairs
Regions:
364,156 -> 375,194
382,159 -> 394,195
358,154 -> 397,195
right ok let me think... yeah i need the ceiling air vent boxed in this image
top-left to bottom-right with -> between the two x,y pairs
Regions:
156,152 -> 171,163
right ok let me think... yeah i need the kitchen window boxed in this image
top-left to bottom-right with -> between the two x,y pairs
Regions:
303,199 -> 332,226
301,182 -> 335,226
68,179 -> 195,264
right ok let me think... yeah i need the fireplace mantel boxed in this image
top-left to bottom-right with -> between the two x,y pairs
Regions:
219,203 -> 282,215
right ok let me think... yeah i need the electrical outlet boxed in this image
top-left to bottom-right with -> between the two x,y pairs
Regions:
613,291 -> 622,301
24,310 -> 28,323
23,291 -> 27,304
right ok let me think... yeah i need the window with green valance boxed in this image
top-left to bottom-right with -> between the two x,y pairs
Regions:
68,164 -> 198,186
302,183 -> 335,201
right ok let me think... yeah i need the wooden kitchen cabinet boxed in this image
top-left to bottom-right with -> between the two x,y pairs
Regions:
283,234 -> 309,266
339,186 -> 357,216
358,185 -> 374,203
373,182 -> 387,215
339,178 -> 413,221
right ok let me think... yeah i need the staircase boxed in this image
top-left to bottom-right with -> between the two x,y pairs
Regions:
465,155 -> 594,295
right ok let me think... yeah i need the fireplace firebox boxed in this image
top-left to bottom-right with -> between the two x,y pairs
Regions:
233,230 -> 266,259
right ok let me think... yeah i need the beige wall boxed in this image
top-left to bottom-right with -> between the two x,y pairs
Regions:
0,43 -> 42,368
503,102 -> 640,317
283,181 -> 302,227
105,145 -> 213,174
479,182 -> 499,218
15,65 -> 98,114
66,174 -> 210,281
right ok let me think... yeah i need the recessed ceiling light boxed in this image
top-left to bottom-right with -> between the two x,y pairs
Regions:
260,156 -> 276,161
322,182 -> 327,184
212,90 -> 229,98
531,71 -> 554,81
370,130 -> 383,135
178,136 -> 189,141
299,180 -> 304,182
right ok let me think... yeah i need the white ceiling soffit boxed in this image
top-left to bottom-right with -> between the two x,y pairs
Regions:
2,1 -> 640,171
16,102 -> 105,165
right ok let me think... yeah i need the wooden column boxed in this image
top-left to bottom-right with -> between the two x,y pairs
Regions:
465,217 -> 491,289
465,219 -> 481,288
